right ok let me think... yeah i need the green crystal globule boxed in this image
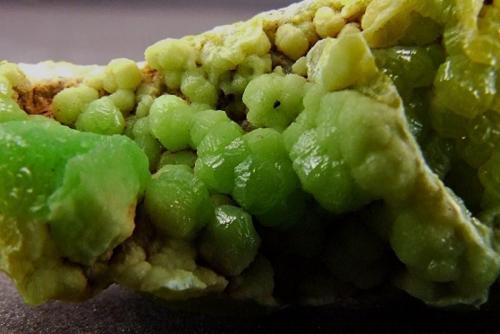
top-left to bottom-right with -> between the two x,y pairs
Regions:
0,119 -> 149,267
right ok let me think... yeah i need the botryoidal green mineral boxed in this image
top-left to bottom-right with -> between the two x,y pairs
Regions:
0,117 -> 149,304
1,0 -> 500,311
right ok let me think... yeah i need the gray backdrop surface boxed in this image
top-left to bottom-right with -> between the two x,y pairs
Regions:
0,0 -> 293,64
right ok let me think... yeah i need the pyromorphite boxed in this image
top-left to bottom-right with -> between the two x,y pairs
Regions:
144,164 -> 213,239
1,0 -> 500,312
0,118 -> 149,303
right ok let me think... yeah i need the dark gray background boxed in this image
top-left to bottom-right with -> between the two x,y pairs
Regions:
0,0 -> 294,64
2,272 -> 499,334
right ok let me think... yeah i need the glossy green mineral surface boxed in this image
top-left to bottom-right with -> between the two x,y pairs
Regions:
1,0 -> 499,310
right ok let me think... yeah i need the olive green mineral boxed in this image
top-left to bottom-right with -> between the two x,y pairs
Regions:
1,0 -> 500,311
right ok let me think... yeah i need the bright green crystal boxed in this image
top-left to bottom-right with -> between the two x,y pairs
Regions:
2,0 -> 500,312
0,118 -> 149,303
